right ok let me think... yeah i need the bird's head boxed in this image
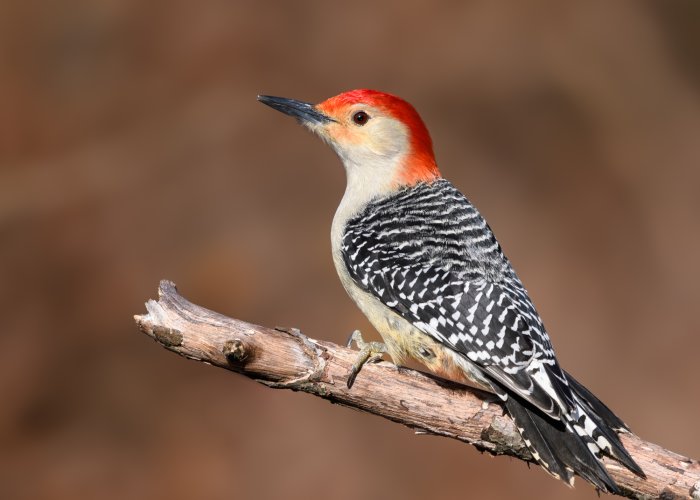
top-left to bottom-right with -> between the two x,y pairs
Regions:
258,90 -> 440,191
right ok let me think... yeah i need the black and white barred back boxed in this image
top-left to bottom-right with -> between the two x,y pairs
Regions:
341,179 -> 643,492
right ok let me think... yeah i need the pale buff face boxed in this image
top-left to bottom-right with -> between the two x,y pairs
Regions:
306,102 -> 411,181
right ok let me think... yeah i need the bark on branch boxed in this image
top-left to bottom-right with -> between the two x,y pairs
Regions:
135,280 -> 700,499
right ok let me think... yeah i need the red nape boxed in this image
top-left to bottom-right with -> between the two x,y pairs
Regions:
321,89 -> 441,186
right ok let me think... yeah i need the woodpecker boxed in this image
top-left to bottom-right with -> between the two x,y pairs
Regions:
258,89 -> 645,493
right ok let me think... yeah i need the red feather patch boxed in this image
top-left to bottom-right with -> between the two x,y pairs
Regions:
320,89 -> 440,186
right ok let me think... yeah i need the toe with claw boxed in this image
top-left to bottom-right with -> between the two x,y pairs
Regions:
345,330 -> 387,389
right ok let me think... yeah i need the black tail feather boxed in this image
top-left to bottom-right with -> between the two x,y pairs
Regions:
563,370 -> 629,431
564,371 -> 646,478
503,397 -> 571,483
505,396 -> 621,494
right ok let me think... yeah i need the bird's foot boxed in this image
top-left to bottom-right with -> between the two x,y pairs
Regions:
345,330 -> 387,389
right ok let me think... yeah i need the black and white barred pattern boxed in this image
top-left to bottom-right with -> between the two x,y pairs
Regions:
342,180 -> 567,406
340,179 -> 643,488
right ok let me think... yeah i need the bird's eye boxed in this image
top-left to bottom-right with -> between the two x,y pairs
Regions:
352,111 -> 369,126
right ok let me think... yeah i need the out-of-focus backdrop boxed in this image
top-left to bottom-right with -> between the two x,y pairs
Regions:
2,1 -> 699,499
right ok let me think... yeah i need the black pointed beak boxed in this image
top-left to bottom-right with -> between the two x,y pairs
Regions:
257,95 -> 334,125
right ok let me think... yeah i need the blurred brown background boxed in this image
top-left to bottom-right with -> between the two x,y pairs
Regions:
1,1 -> 699,499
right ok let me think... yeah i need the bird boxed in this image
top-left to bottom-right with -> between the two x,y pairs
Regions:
258,89 -> 645,493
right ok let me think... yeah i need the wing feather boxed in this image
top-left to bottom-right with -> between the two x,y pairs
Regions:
341,180 -> 573,419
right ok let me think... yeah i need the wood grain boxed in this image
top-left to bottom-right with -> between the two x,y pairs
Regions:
136,280 -> 700,499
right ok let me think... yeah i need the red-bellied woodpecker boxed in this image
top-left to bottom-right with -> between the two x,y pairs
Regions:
258,89 -> 645,493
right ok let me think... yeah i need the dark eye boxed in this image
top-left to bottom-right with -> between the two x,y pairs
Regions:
352,111 -> 369,126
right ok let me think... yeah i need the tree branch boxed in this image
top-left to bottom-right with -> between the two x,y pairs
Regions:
135,280 -> 700,499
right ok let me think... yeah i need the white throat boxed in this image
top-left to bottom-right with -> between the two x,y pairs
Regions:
330,148 -> 406,254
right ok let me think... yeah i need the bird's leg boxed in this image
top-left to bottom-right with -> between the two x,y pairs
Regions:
345,330 -> 387,389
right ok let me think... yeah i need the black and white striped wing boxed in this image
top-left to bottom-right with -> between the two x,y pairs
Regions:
341,180 -> 573,419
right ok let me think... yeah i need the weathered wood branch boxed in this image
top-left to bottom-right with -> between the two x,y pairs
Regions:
135,280 -> 700,499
